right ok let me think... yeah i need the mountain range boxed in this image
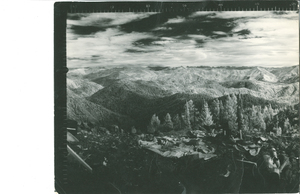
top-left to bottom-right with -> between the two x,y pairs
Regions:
67,65 -> 299,130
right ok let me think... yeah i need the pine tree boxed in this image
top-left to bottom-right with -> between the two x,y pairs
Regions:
283,118 -> 291,134
187,100 -> 195,125
273,114 -> 280,135
164,113 -> 173,131
263,106 -> 272,131
155,115 -> 160,126
263,106 -> 271,122
147,114 -> 160,133
183,101 -> 191,129
243,107 -> 252,131
242,113 -> 249,132
257,108 -> 266,132
193,108 -> 200,129
231,93 -> 238,115
268,104 -> 274,120
237,94 -> 244,138
275,115 -> 279,128
263,106 -> 270,120
223,95 -> 231,122
199,101 -> 214,128
211,99 -> 220,127
250,105 -> 257,130
219,100 -> 224,128
172,114 -> 181,131
224,95 -> 237,135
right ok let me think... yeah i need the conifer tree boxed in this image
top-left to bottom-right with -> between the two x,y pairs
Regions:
250,105 -> 257,130
237,94 -> 244,138
231,93 -> 238,115
242,113 -> 249,132
257,110 -> 266,132
193,107 -> 200,129
187,100 -> 195,125
164,113 -> 173,131
211,98 -> 220,127
273,115 -> 281,136
172,114 -> 181,131
268,104 -> 273,114
243,107 -> 252,131
263,106 -> 271,122
223,95 -> 231,122
275,115 -> 279,128
147,114 -> 160,133
263,106 -> 272,130
219,99 -> 224,128
224,95 -> 237,135
183,101 -> 191,129
283,118 -> 291,134
199,101 -> 214,128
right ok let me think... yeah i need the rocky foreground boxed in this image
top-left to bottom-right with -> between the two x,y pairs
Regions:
66,127 -> 299,194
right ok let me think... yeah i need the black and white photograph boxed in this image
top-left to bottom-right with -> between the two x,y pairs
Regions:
63,2 -> 299,193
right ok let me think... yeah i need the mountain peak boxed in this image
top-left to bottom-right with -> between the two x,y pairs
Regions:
248,67 -> 278,82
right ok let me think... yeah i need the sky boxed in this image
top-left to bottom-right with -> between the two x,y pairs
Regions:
67,11 -> 298,68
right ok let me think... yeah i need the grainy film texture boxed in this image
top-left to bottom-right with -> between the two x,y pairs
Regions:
65,4 -> 299,193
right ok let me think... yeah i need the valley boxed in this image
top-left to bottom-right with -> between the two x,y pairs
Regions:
67,65 -> 299,131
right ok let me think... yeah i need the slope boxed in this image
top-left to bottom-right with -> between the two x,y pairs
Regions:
67,65 -> 299,130
67,91 -> 135,129
246,67 -> 278,82
88,83 -> 286,131
269,65 -> 299,83
88,83 -> 212,129
81,65 -> 299,104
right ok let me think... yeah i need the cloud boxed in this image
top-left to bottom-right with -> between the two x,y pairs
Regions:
152,26 -> 173,31
67,11 -> 298,68
189,12 -> 216,18
206,11 -> 268,19
67,28 -> 156,67
165,16 -> 186,24
213,11 -> 297,20
188,34 -> 208,39
67,12 -> 156,36
67,13 -> 89,20
69,25 -> 106,35
68,12 -> 155,27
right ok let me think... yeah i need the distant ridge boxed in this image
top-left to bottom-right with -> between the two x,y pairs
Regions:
67,65 -> 299,130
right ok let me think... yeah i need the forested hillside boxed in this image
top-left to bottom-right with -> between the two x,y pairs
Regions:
67,65 -> 298,132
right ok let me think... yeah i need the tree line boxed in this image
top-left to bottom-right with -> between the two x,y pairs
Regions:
146,93 -> 297,137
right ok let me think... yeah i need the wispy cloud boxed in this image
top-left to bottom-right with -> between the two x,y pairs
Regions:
68,12 -> 155,28
67,11 -> 298,68
165,16 -> 186,24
